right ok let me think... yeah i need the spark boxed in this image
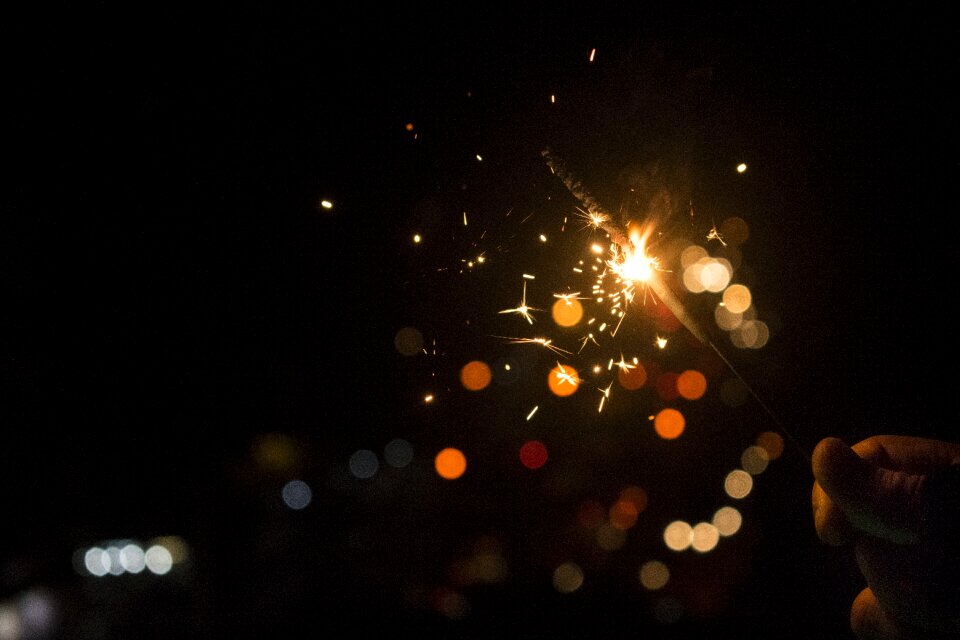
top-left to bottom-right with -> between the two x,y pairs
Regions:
522,273 -> 536,280
589,48 -> 596,62
706,225 -> 727,246
597,382 -> 612,412
576,207 -> 610,230
413,233 -> 422,244
656,336 -> 668,349
319,199 -> 333,209
553,292 -> 587,305
614,354 -> 636,372
499,281 -> 539,324
578,334 -> 599,353
497,336 -> 572,356
554,362 -> 579,387
737,163 -> 748,173
424,394 -> 435,404
539,234 -> 548,242
463,211 -> 468,226
526,406 -> 539,421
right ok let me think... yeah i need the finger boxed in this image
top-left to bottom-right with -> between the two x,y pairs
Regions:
812,478 -> 853,545
850,587 -> 932,640
812,438 -> 925,543
851,436 -> 960,475
855,538 -> 934,630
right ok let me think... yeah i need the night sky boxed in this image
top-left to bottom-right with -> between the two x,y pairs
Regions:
5,7 -> 958,639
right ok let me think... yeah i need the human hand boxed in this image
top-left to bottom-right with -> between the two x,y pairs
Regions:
811,435 -> 960,639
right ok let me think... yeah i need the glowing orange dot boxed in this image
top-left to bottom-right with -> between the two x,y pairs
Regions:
435,448 -> 467,479
609,500 -> 639,530
619,485 -> 648,513
405,123 -> 414,131
756,431 -> 785,460
654,408 -> 685,440
676,370 -> 707,400
460,360 -> 492,391
617,363 -> 648,390
548,364 -> 580,397
551,297 -> 584,327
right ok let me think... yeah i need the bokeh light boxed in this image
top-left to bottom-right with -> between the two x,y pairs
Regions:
519,440 -> 548,469
252,433 -> 298,473
619,485 -> 648,513
724,469 -> 754,499
712,506 -> 743,537
756,431 -> 785,460
617,362 -> 648,390
736,162 -> 748,173
547,364 -> 580,397
145,545 -> 173,575
663,521 -> 693,551
722,284 -> 752,314
609,500 -> 639,530
676,370 -> 707,400
551,297 -> 583,327
715,303 -> 743,331
349,449 -> 379,479
394,327 -> 424,356
639,560 -> 670,590
435,447 -> 467,480
84,548 -> 108,577
691,522 -> 720,552
741,445 -> 770,475
282,479 -> 313,510
720,216 -> 750,246
460,360 -> 492,391
119,543 -> 145,574
384,438 -> 414,468
680,244 -> 708,269
654,408 -> 685,440
0,604 -> 21,640
596,522 -> 627,551
552,562 -> 584,594
578,500 -> 606,529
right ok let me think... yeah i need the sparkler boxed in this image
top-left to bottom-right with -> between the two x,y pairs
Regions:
541,148 -> 808,460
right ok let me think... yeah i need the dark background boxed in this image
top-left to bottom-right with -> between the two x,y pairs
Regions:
5,6 -> 957,639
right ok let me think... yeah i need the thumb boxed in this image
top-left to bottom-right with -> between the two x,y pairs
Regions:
812,437 -> 926,544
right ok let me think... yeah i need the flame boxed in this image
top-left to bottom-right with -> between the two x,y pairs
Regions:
608,225 -> 657,283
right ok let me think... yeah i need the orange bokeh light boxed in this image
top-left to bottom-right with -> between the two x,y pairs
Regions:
548,364 -> 580,397
435,448 -> 467,479
617,363 -> 648,390
460,360 -> 492,391
654,408 -> 685,440
676,370 -> 707,400
609,500 -> 639,530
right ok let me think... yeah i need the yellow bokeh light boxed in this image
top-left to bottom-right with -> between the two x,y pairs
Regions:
413,233 -> 422,243
553,562 -> 584,593
319,199 -> 333,209
676,370 -> 707,400
691,522 -> 720,553
654,408 -> 685,440
737,163 -> 748,173
724,469 -> 753,499
596,522 -> 627,551
741,445 -> 770,475
722,284 -> 752,314
435,448 -> 467,480
712,506 -> 743,537
663,521 -> 693,551
715,303 -> 743,331
548,364 -> 580,397
680,244 -> 708,269
551,298 -> 583,327
639,560 -> 670,590
460,360 -> 492,391
698,259 -> 731,293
